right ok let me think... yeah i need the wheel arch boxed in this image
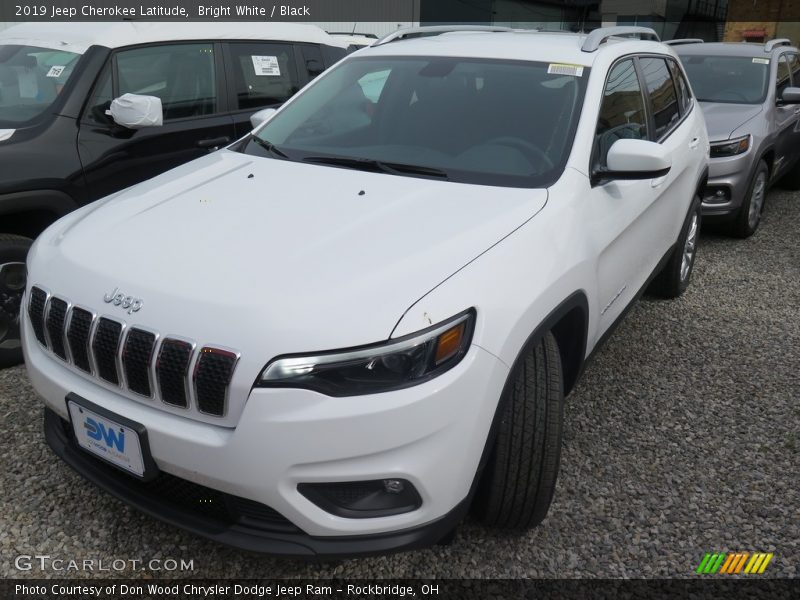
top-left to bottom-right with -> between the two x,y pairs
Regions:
0,191 -> 78,238
464,291 -> 589,508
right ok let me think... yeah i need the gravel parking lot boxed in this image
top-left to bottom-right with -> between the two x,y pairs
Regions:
1,189 -> 797,580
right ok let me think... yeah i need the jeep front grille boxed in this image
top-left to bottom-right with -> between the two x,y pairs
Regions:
28,285 -> 238,418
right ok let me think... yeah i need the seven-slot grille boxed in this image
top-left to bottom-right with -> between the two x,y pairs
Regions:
27,285 -> 238,418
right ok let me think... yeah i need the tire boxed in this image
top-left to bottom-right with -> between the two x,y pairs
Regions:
728,160 -> 768,238
778,161 -> 800,191
472,331 -> 564,530
0,234 -> 33,369
648,195 -> 701,299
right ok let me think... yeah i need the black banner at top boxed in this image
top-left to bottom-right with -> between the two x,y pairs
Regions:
0,1 -> 418,22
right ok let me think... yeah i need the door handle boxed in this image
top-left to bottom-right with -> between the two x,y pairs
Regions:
196,136 -> 230,149
689,137 -> 700,149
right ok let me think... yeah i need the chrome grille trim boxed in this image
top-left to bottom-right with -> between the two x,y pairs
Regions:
122,326 -> 159,399
27,285 -> 237,418
155,335 -> 196,410
193,346 -> 241,418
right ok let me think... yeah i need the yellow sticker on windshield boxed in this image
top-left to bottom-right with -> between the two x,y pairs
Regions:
548,63 -> 584,76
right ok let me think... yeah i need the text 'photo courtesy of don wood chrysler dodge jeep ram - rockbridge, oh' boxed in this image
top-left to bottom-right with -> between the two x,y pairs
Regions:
21,26 -> 710,558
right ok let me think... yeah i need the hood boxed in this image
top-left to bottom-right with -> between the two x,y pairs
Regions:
30,149 -> 546,367
699,102 -> 763,142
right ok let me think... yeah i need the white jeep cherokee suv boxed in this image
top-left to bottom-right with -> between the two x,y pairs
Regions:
23,26 -> 709,557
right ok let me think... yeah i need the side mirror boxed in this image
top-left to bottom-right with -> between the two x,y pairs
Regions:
595,139 -> 672,183
780,87 -> 800,104
250,107 -> 277,130
108,94 -> 163,129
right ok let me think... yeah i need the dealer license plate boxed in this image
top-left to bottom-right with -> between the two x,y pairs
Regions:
67,400 -> 145,477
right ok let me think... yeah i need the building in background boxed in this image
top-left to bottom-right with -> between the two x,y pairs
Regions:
723,0 -> 799,44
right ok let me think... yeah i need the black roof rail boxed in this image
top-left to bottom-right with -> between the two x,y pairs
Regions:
581,26 -> 660,52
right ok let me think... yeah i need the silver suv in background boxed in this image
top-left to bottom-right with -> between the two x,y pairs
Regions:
671,38 -> 800,237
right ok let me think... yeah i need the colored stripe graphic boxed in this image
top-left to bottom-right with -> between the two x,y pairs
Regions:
733,552 -> 749,574
697,552 -> 772,575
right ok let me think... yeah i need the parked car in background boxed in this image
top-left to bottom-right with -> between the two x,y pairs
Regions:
24,26 -> 708,556
670,38 -> 800,237
0,22 -> 347,368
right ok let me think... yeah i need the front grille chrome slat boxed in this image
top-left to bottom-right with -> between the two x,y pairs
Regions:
92,318 -> 124,386
28,285 -> 238,420
45,297 -> 69,361
123,329 -> 157,397
157,338 -> 194,408
28,286 -> 49,347
66,307 -> 94,373
194,347 -> 239,417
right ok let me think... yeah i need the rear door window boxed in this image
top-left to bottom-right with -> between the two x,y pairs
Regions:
228,42 -> 300,110
639,57 -> 681,139
667,59 -> 692,115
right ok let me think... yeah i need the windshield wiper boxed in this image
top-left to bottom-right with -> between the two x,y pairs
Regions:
251,136 -> 291,160
302,156 -> 449,180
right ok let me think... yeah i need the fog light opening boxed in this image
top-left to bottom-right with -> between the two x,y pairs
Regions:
298,479 -> 422,518
703,186 -> 730,204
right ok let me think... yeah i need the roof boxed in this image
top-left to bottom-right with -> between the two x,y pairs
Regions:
0,22 -> 348,54
362,30 -> 670,67
674,41 -> 798,57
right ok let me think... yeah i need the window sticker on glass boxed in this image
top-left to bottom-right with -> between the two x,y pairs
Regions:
752,58 -> 770,65
548,63 -> 584,77
251,55 -> 281,76
18,71 -> 38,98
46,65 -> 66,78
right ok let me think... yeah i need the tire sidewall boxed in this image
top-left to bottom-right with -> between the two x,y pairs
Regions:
0,236 -> 33,369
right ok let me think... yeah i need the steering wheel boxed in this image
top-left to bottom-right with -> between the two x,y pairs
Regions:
484,136 -> 554,171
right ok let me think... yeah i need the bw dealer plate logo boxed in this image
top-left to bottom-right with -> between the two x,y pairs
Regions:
103,287 -> 143,314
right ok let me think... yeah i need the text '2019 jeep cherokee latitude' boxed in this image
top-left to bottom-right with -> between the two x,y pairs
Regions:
23,26 -> 709,557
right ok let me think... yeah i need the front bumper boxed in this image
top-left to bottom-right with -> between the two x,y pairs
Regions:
24,313 -> 509,554
701,150 -> 756,219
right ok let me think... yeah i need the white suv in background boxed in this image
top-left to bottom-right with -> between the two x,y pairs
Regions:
23,26 -> 709,557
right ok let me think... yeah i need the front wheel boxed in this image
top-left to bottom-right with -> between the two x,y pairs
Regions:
728,160 -> 768,238
0,234 -> 33,369
471,331 -> 564,530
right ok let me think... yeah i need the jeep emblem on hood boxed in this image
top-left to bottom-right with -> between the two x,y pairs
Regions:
103,287 -> 143,314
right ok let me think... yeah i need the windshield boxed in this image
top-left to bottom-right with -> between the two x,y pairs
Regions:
0,44 -> 82,125
679,55 -> 769,104
247,56 -> 588,187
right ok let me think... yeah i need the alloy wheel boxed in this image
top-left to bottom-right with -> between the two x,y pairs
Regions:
747,171 -> 767,231
680,212 -> 699,282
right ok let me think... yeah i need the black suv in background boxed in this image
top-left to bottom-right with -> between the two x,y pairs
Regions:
0,23 -> 347,367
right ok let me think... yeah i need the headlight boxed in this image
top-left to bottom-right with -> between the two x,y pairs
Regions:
256,309 -> 475,396
710,135 -> 750,158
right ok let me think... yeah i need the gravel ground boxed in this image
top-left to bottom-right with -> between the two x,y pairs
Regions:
1,189 -> 798,580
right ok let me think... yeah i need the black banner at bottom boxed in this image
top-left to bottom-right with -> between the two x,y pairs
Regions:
2,579 -> 799,600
